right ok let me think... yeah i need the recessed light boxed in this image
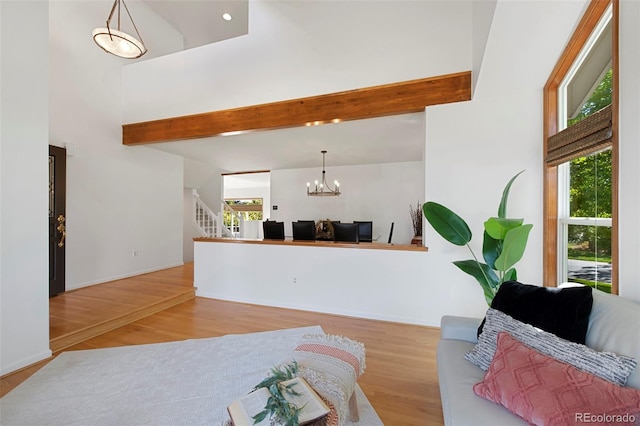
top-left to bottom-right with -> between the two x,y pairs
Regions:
222,13 -> 232,21
219,130 -> 244,137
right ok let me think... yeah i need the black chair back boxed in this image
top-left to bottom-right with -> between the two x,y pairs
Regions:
388,222 -> 395,243
263,221 -> 285,240
292,221 -> 316,240
353,221 -> 373,242
333,223 -> 359,243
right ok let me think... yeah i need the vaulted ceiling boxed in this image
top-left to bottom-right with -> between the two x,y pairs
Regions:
143,0 -> 249,50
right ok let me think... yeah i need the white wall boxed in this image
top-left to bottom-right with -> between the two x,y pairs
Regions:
183,188 -> 201,263
270,162 -> 424,244
197,171 -> 224,214
618,0 -> 640,301
0,0 -> 51,375
49,1 -> 185,290
424,0 -> 593,318
0,0 -> 188,374
195,241 -> 436,325
184,157 -> 219,189
472,0 -> 497,94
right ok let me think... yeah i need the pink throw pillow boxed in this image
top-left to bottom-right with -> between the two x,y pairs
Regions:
474,332 -> 640,426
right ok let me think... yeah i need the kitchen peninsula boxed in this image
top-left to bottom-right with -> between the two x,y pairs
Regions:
192,236 -> 431,325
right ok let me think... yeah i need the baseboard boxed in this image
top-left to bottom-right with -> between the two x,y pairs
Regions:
1,349 -> 52,377
67,262 -> 185,291
195,290 -> 431,327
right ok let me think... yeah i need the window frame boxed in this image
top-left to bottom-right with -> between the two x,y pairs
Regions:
543,0 -> 619,293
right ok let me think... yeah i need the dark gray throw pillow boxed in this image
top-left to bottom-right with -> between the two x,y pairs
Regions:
479,280 -> 593,344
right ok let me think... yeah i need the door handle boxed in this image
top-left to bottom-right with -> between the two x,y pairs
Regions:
56,215 -> 66,248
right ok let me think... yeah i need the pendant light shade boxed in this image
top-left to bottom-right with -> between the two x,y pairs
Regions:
93,0 -> 147,59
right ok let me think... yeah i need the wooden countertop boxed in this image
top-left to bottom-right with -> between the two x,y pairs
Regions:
193,237 -> 428,252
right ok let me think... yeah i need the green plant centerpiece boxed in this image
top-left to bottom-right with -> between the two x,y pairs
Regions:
251,362 -> 304,426
422,171 -> 532,305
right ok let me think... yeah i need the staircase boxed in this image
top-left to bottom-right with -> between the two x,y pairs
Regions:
192,190 -> 241,238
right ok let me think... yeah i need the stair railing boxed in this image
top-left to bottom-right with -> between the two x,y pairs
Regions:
192,190 -> 219,237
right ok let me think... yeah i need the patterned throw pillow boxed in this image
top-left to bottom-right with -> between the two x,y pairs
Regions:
465,308 -> 637,386
473,332 -> 640,426
293,334 -> 366,426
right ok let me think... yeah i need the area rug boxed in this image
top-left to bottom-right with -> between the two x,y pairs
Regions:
0,326 -> 383,426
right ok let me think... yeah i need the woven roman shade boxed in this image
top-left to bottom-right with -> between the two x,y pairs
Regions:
546,104 -> 612,166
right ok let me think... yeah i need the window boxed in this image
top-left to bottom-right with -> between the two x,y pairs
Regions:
223,198 -> 264,233
559,148 -> 613,292
544,0 -> 618,294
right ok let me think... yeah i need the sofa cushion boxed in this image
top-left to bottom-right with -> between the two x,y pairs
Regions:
440,315 -> 483,343
473,332 -> 640,426
437,338 -> 527,425
586,289 -> 640,389
483,281 -> 593,344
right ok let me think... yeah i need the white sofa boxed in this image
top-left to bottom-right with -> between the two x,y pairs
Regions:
437,289 -> 640,425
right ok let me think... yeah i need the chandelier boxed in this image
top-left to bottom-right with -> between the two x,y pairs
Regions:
307,150 -> 341,197
92,0 -> 147,59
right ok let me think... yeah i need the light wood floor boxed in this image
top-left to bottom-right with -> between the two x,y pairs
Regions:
1,263 -> 444,425
49,264 -> 196,352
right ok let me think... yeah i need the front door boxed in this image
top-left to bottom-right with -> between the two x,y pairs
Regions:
49,145 -> 66,297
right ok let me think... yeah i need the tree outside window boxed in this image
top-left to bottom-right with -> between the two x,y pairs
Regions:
563,69 -> 612,293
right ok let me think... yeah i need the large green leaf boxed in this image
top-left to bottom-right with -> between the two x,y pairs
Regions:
453,260 -> 500,305
494,224 -> 533,271
503,268 -> 518,282
498,170 -> 525,218
484,217 -> 524,240
423,202 -> 472,246
482,230 -> 500,269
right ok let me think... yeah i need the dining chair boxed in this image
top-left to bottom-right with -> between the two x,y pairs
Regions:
353,221 -> 373,243
292,221 -> 316,240
333,223 -> 359,243
263,221 -> 285,240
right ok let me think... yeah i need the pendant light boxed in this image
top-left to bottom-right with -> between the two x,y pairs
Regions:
307,150 -> 341,197
92,0 -> 147,59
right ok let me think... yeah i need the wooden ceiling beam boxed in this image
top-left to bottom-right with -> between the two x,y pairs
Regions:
122,71 -> 471,146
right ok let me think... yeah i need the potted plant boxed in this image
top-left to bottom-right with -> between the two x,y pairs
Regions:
422,171 -> 532,305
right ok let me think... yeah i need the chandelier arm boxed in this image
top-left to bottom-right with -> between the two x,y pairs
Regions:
106,0 -> 118,24
105,0 -> 118,41
106,21 -> 113,41
121,0 -> 146,45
